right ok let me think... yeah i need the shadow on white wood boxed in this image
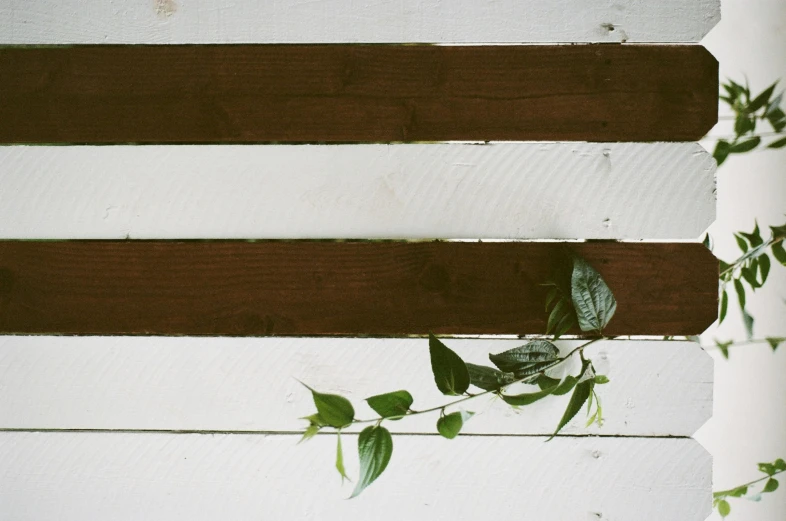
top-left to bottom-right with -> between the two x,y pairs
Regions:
0,0 -> 720,44
0,144 -> 716,240
0,338 -> 712,436
0,433 -> 711,521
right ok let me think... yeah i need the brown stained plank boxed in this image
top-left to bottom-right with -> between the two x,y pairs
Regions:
0,241 -> 717,336
0,45 -> 717,143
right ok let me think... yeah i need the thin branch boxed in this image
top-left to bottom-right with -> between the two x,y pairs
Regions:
702,338 -> 784,351
715,468 -> 785,497
720,236 -> 783,278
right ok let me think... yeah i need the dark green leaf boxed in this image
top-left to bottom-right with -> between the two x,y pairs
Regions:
702,233 -> 713,250
759,254 -> 771,284
740,222 -> 763,247
366,390 -> 414,420
302,383 -> 355,428
749,82 -> 778,112
766,337 -> 784,351
713,140 -> 731,166
763,478 -> 779,493
741,265 -> 760,289
570,256 -> 617,333
774,458 -> 786,471
549,362 -> 594,440
547,299 -> 568,335
502,376 -> 578,406
769,136 -> 786,149
773,241 -> 786,266
489,340 -> 559,375
734,114 -> 755,135
593,375 -> 610,384
717,499 -> 731,517
336,432 -> 351,483
436,410 -> 474,439
466,363 -> 516,391
720,288 -> 729,324
722,82 -> 741,101
544,287 -> 559,310
743,310 -> 755,339
716,339 -> 732,359
734,233 -> 749,253
350,425 -> 393,498
730,136 -> 761,153
766,92 -> 783,114
734,278 -> 746,309
772,224 -> 786,240
767,107 -> 786,132
759,462 -> 778,476
428,333 -> 470,396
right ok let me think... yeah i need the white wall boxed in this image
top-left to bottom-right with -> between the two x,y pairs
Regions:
697,1 -> 786,520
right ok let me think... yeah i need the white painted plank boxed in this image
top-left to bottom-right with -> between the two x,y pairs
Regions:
0,338 -> 712,436
0,144 -> 716,240
0,0 -> 720,44
0,433 -> 711,521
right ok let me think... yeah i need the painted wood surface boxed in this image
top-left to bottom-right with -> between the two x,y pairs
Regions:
0,337 -> 711,436
0,241 -> 718,336
0,45 -> 718,143
0,143 -> 716,240
0,433 -> 711,521
0,0 -> 721,44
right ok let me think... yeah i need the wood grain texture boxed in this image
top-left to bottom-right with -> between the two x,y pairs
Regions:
0,143 -> 717,240
0,337 -> 712,436
0,433 -> 711,521
0,45 -> 718,143
0,0 -> 721,44
0,241 -> 717,336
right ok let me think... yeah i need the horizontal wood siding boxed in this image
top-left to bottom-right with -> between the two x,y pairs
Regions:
0,241 -> 717,336
0,143 -> 716,240
0,45 -> 718,143
0,0 -> 721,44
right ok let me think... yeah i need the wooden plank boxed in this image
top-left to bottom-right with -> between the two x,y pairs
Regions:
0,0 -> 721,44
0,143 -> 716,240
0,433 -> 711,521
0,45 -> 718,143
0,337 -> 712,436
0,241 -> 717,336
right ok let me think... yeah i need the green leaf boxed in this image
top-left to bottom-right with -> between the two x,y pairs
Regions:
570,256 -> 617,333
769,136 -> 786,149
743,310 -> 755,339
502,376 -> 578,406
428,333 -> 470,396
716,339 -> 732,359
772,241 -> 786,265
547,299 -> 568,335
366,390 -> 413,420
299,424 -> 321,444
759,462 -> 778,475
335,432 -> 351,483
772,224 -> 786,240
741,265 -> 760,289
544,287 -> 559,310
734,233 -> 749,253
740,222 -> 763,247
734,114 -> 755,135
758,254 -> 771,284
766,337 -> 784,351
436,410 -> 474,440
717,499 -> 731,517
719,288 -> 729,323
730,136 -> 761,153
734,278 -> 746,309
593,375 -> 610,384
549,362 -> 594,440
702,233 -> 713,250
763,478 -> 779,493
749,82 -> 778,112
774,458 -> 786,471
713,140 -> 731,166
350,425 -> 393,498
466,363 -> 516,391
301,383 -> 355,429
488,340 -> 560,375
767,107 -> 786,131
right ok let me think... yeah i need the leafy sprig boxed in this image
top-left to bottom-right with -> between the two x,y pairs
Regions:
714,458 -> 785,518
297,253 -> 617,497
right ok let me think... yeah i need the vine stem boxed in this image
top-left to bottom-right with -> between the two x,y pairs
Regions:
719,235 -> 783,279
715,468 -> 785,496
702,338 -> 783,350
350,337 -> 605,426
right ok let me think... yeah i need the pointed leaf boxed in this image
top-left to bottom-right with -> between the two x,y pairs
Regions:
772,240 -> 786,266
774,458 -> 786,471
570,256 -> 617,333
766,337 -> 784,351
735,233 -> 749,253
428,334 -> 470,396
350,425 -> 393,498
302,384 -> 355,428
489,340 -> 559,374
730,136 -> 761,153
716,339 -> 732,359
466,363 -> 516,391
758,254 -> 771,284
763,478 -> 779,493
549,362 -> 594,439
502,376 -> 578,406
769,136 -> 786,149
734,278 -> 746,309
436,410 -> 474,439
740,222 -> 763,247
335,432 -> 351,483
713,140 -> 731,166
759,462 -> 778,475
299,424 -> 320,444
702,233 -> 713,250
366,390 -> 413,420
719,288 -> 729,323
743,310 -> 755,339
749,82 -> 778,112
593,375 -> 610,384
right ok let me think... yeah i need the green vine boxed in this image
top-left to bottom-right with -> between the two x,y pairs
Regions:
713,458 -> 785,518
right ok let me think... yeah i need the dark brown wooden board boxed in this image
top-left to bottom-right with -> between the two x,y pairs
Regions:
0,241 -> 717,336
0,45 -> 717,143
